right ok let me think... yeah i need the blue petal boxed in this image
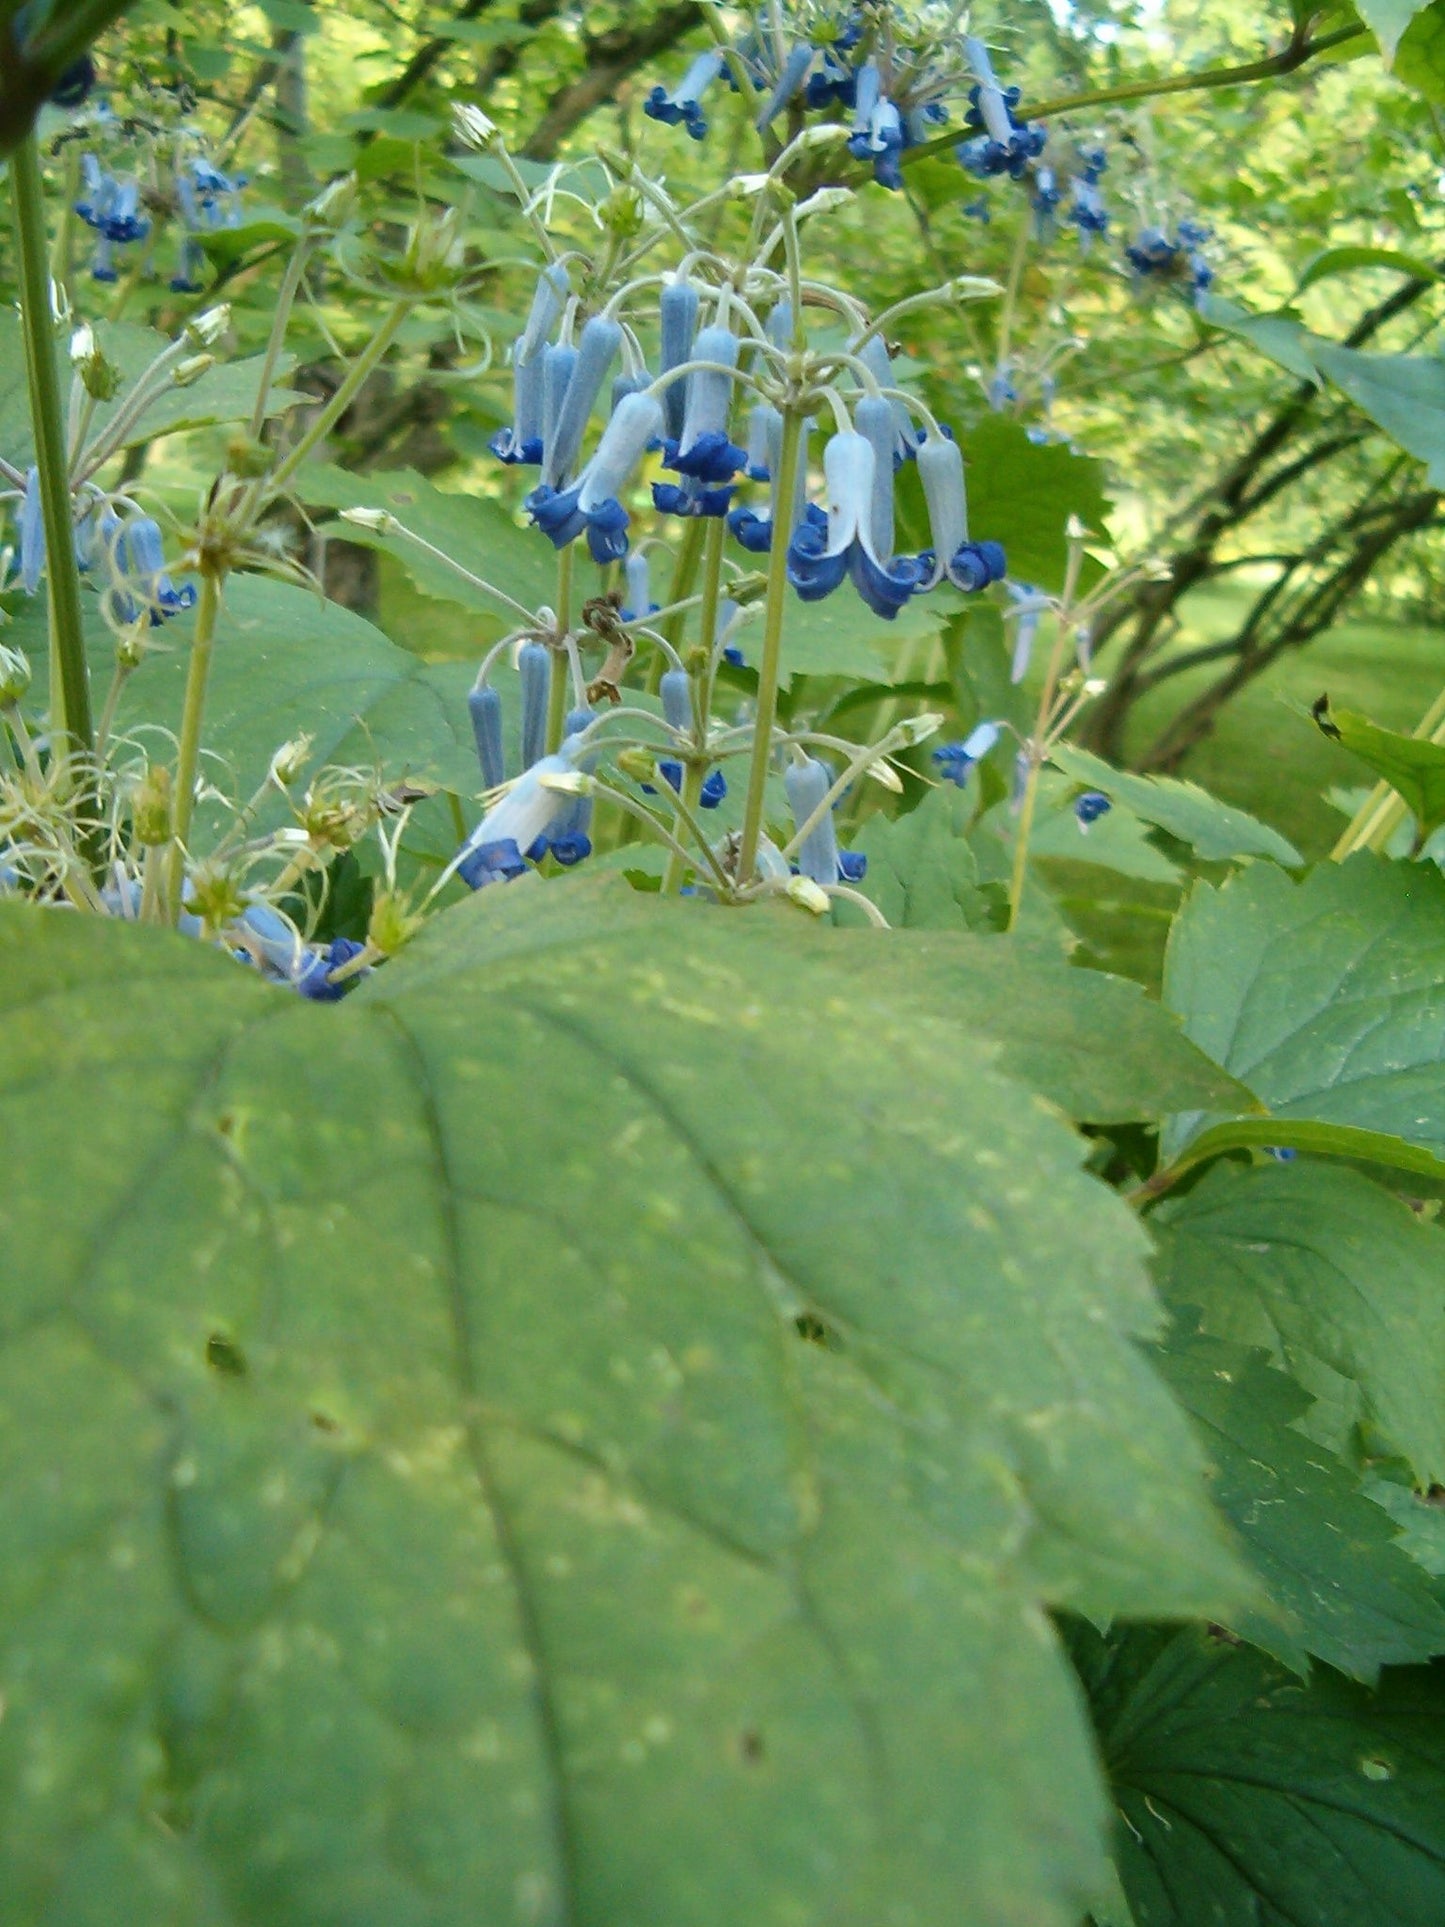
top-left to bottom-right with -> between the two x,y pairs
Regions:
456,837 -> 528,889
849,542 -> 923,619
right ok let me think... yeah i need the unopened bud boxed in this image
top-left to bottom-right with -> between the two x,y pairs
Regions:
225,432 -> 272,478
865,757 -> 903,792
452,104 -> 497,150
785,874 -> 830,915
185,305 -> 231,349
340,506 -> 398,534
306,173 -> 357,225
896,711 -> 946,747
173,354 -> 215,388
616,747 -> 657,785
70,323 -> 121,400
270,734 -> 313,787
368,889 -> 422,957
0,642 -> 31,703
132,764 -> 173,845
795,187 -> 853,222
539,770 -> 593,798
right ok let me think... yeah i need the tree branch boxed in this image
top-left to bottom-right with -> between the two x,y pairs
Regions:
521,2 -> 703,159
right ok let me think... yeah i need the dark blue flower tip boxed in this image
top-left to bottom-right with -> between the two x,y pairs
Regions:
457,836 -> 528,890
652,479 -> 736,519
786,520 -> 849,603
490,427 -> 543,466
963,195 -> 992,223
727,504 -> 772,553
170,274 -> 205,294
91,262 -> 119,284
297,936 -> 367,1002
1074,790 -> 1111,826
584,497 -> 631,565
850,543 -> 923,620
151,579 -> 198,625
670,429 -> 747,484
1266,1146 -> 1299,1162
837,850 -> 868,882
658,758 -> 683,793
525,835 -> 549,863
50,55 -> 96,107
1178,219 -> 1212,247
722,644 -> 746,668
549,831 -> 592,866
699,769 -> 727,809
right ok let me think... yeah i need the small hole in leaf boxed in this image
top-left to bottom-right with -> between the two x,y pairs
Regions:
1359,1755 -> 1394,1782
215,1112 -> 235,1138
794,1312 -> 842,1351
205,1333 -> 247,1378
1426,1485 -> 1445,1508
737,1728 -> 764,1765
310,1409 -> 340,1434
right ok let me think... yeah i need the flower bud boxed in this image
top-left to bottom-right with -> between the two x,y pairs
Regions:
173,354 -> 215,388
70,323 -> 121,400
0,643 -> 31,703
185,305 -> 231,349
452,104 -> 497,149
469,682 -> 505,789
660,668 -> 692,733
305,173 -> 358,225
340,506 -> 399,535
617,747 -> 658,785
269,735 -> 313,788
132,763 -> 173,845
519,640 -> 551,768
785,875 -> 830,915
784,754 -> 839,887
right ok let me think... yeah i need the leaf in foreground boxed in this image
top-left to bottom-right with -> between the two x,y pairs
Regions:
0,884 -> 1246,1927
1164,854 -> 1445,1158
1153,1327 -> 1445,1682
1073,1623 -> 1445,1927
1313,696 -> 1445,842
1153,1159 -> 1445,1484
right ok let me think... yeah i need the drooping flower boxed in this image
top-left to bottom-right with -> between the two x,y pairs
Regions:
519,640 -> 551,769
491,263 -> 570,466
1006,582 -> 1051,683
786,428 -> 924,620
956,37 -> 1046,179
455,738 -> 587,889
542,314 -> 622,490
659,276 -> 700,444
107,517 -> 198,626
785,755 -> 840,887
915,431 -> 1007,594
654,323 -> 746,520
621,549 -> 659,622
528,390 -> 666,563
468,680 -> 506,790
847,59 -> 906,190
1126,222 -> 1214,305
644,51 -> 726,140
18,468 -> 44,595
1074,790 -> 1111,829
932,720 -> 1002,786
726,408 -> 809,554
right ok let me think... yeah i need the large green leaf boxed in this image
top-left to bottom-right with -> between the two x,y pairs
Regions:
1396,0 -> 1445,94
1163,855 -> 1445,1159
1049,743 -> 1303,866
1358,0 -> 1435,62
0,886 -> 1248,1927
958,416 -> 1112,594
0,315 -> 298,469
1315,697 -> 1445,841
1076,1624 -> 1445,1927
1153,1160 -> 1445,1483
850,786 -> 997,930
1309,339 -> 1445,483
1196,293 -> 1322,385
1154,1327 -> 1445,1680
14,572 -> 483,802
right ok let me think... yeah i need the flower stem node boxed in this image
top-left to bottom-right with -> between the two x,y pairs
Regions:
70,325 -> 121,401
0,644 -> 33,705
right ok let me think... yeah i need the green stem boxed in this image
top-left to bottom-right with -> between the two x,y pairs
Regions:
649,518 -> 705,692
248,229 -> 314,440
903,24 -> 1369,171
8,132 -> 93,757
164,572 -> 223,922
737,407 -> 803,886
545,546 -> 575,753
1008,547 -> 1083,930
260,300 -> 412,504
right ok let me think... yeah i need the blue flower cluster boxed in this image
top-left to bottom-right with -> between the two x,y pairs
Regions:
454,643 -> 597,892
643,10 -> 958,191
955,37 -> 1046,180
491,265 -> 1010,624
13,475 -> 197,627
1125,221 -> 1214,306
74,145 -> 245,291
